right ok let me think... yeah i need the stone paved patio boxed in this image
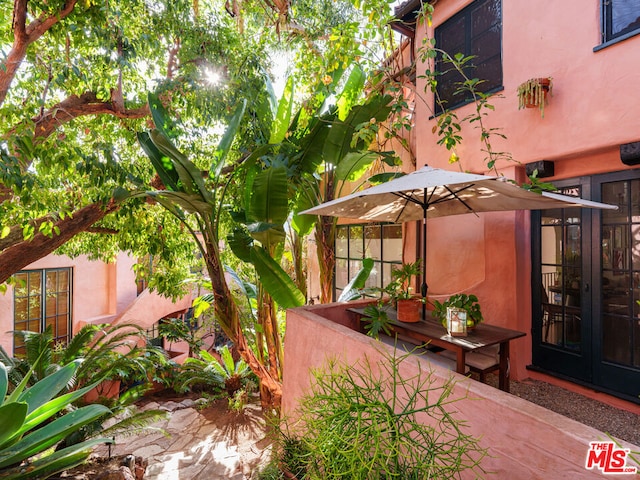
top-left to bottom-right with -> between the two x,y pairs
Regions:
93,396 -> 272,479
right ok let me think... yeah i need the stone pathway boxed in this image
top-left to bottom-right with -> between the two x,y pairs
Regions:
94,397 -> 272,479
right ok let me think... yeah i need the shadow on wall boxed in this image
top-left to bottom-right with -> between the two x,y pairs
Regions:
283,300 -> 639,479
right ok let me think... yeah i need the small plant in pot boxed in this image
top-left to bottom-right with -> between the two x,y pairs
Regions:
432,293 -> 484,333
387,260 -> 422,323
517,77 -> 553,117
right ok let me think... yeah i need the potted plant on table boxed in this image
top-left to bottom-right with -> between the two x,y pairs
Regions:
386,260 -> 422,323
432,293 -> 484,336
517,77 -> 553,117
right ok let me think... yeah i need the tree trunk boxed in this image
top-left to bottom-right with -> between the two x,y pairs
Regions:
204,238 -> 282,409
316,215 -> 336,304
0,0 -> 79,107
0,201 -> 120,285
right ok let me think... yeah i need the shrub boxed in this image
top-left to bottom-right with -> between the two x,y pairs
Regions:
271,348 -> 487,479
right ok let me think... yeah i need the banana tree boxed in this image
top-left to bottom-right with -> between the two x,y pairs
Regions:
286,75 -> 395,303
227,165 -> 305,398
134,93 -> 303,408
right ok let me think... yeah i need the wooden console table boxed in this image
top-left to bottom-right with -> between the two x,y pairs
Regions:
347,307 -> 526,393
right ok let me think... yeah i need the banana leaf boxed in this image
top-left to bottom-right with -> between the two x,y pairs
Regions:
250,246 -> 305,309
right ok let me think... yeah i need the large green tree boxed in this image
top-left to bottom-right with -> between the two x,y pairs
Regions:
0,0 -> 389,292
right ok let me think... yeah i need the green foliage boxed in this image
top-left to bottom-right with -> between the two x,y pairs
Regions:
432,293 -> 484,328
388,260 -> 421,301
2,324 -> 171,452
336,257 -> 374,302
362,304 -> 391,339
159,317 -> 205,358
177,346 -> 252,397
272,349 -> 487,478
0,362 -> 112,479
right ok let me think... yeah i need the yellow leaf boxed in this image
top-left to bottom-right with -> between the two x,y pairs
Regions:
0,226 -> 9,239
448,152 -> 459,164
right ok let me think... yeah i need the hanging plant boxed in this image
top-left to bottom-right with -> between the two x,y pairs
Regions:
517,77 -> 553,117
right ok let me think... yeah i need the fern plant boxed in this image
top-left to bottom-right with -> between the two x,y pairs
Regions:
178,345 -> 251,396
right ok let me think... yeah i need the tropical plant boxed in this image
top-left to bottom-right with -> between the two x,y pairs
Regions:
1,324 -> 169,452
271,348 -> 487,478
336,257 -> 374,302
6,323 -> 168,393
133,95 -> 301,409
178,346 -> 252,397
432,293 -> 484,329
385,260 -> 422,301
361,303 -> 392,339
158,317 -> 209,358
517,77 -> 553,117
0,361 -> 112,480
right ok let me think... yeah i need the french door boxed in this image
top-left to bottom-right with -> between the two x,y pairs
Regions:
532,170 -> 640,403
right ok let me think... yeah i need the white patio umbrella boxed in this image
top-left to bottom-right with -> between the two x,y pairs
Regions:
301,165 -> 617,312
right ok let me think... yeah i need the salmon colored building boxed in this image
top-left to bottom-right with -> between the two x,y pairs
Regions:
323,0 -> 640,406
0,253 -> 194,360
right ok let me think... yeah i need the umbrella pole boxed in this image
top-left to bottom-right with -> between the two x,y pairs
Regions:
421,194 -> 428,320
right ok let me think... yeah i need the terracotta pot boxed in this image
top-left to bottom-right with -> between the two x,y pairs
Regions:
523,77 -> 551,108
83,378 -> 121,403
397,298 -> 421,322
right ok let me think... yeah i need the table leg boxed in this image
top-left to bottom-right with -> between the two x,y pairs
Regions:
455,349 -> 466,375
499,341 -> 509,392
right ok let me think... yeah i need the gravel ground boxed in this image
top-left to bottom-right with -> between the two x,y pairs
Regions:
484,374 -> 640,446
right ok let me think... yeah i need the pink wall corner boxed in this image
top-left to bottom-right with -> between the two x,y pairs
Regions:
0,251 -> 183,354
283,305 -> 638,478
115,254 -> 138,314
0,287 -> 14,354
413,0 -> 640,174
112,288 -> 192,331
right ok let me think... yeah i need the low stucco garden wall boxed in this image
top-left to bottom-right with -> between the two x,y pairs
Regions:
283,300 -> 639,479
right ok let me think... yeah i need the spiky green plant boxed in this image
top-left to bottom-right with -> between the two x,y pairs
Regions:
1,324 -> 170,451
275,348 -> 487,479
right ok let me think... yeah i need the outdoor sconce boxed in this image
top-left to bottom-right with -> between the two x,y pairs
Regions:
620,141 -> 640,165
525,160 -> 555,178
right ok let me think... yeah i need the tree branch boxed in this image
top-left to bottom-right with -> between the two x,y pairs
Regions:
32,91 -> 150,139
1,1 -> 79,106
0,201 -> 120,285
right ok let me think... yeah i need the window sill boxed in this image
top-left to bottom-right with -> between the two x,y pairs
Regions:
594,29 -> 640,52
431,85 -> 505,119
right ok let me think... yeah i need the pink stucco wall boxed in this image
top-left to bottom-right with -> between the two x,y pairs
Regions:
0,252 -> 191,355
417,0 -> 640,173
283,302 -> 639,478
396,0 -> 640,385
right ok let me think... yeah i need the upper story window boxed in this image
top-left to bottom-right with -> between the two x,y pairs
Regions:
602,0 -> 640,43
13,268 -> 72,355
434,0 -> 502,112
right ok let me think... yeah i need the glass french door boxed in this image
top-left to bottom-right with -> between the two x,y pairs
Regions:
532,170 -> 640,403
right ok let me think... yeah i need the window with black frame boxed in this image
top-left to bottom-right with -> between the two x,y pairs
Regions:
434,0 -> 502,113
13,268 -> 72,355
601,0 -> 640,43
334,224 -> 403,299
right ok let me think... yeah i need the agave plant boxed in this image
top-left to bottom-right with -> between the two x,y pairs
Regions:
0,361 -> 112,479
178,345 -> 251,396
1,324 -> 170,453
